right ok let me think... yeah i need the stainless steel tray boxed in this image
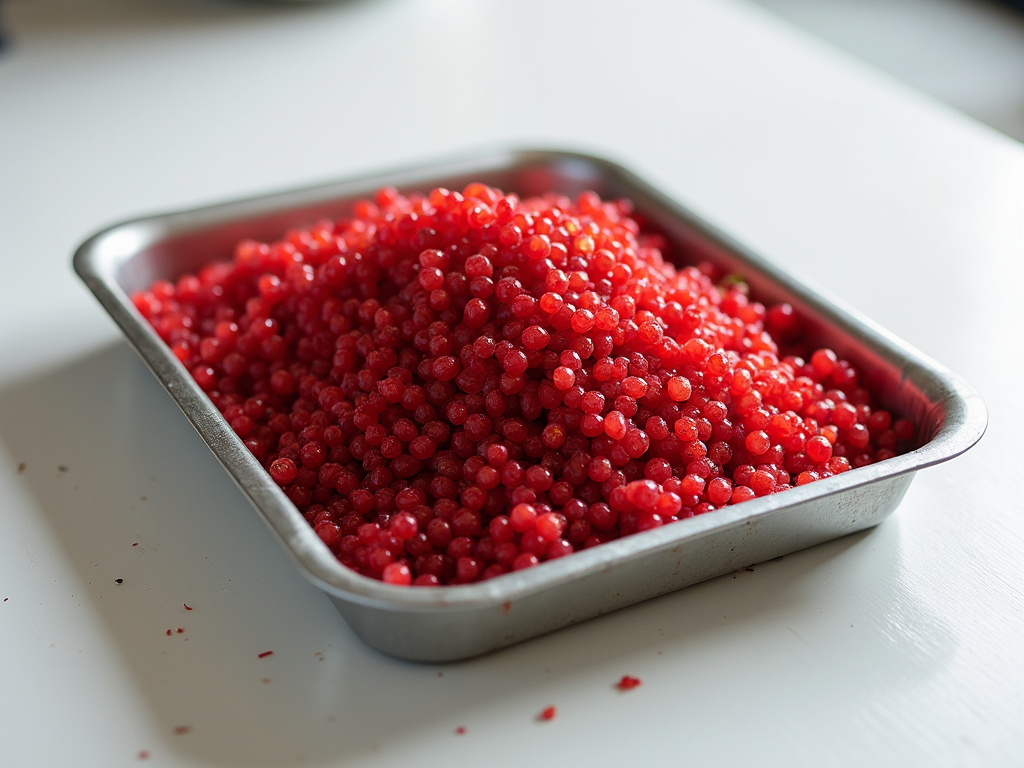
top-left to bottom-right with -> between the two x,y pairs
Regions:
73,149 -> 986,662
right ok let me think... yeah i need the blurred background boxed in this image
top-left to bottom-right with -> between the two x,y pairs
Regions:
3,0 -> 1022,143
748,0 -> 1024,141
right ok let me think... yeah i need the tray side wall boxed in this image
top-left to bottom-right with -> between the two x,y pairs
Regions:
334,474 -> 914,662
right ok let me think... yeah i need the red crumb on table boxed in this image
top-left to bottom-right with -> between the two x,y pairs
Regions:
165,629 -> 171,636
258,651 -> 274,658
455,726 -> 466,735
616,675 -> 642,691
537,705 -> 557,721
132,542 -> 138,547
134,184 -> 916,587
173,726 -> 191,736
137,750 -> 150,760
176,628 -> 184,634
183,603 -> 193,610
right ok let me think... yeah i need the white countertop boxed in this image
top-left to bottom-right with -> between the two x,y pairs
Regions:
1,1 -> 1021,766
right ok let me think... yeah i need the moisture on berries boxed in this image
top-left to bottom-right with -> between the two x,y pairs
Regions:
135,183 -> 914,586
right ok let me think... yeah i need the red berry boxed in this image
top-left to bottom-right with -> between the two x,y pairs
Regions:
512,552 -> 540,571
510,503 -> 538,533
535,512 -> 566,542
269,458 -> 297,486
805,435 -> 833,464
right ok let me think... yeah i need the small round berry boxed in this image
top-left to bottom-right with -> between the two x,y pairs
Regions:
269,458 -> 298,486
621,376 -> 648,398
667,377 -> 692,401
805,435 -> 833,464
509,503 -> 538,533
381,562 -> 412,586
811,349 -> 838,378
552,366 -> 576,390
389,511 -> 418,540
750,470 -> 777,496
521,325 -> 550,350
535,513 -> 567,542
512,552 -> 540,571
604,411 -> 628,440
745,431 -> 770,455
571,309 -> 596,334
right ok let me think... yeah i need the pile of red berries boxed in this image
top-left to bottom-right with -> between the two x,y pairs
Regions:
133,183 -> 914,586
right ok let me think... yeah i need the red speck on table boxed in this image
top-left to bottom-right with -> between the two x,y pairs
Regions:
616,675 -> 642,690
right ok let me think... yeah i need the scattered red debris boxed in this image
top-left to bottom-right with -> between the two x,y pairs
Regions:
138,750 -> 150,760
455,726 -> 466,735
616,675 -> 642,691
537,705 -> 557,721
183,603 -> 193,611
176,628 -> 184,634
258,651 -> 274,658
132,543 -> 138,547
165,629 -> 171,636
173,726 -> 191,736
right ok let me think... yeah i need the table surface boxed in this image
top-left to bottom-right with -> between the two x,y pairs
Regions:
1,1 -> 1022,766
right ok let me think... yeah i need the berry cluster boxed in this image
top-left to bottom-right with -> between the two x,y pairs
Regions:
133,183 -> 914,586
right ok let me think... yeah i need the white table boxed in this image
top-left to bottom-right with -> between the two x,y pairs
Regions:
1,1 -> 1021,766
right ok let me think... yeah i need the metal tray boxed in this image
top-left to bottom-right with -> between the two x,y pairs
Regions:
73,149 -> 987,662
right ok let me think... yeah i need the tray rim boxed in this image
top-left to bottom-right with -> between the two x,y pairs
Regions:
72,146 -> 988,613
